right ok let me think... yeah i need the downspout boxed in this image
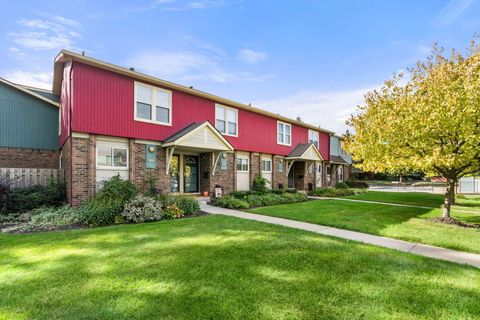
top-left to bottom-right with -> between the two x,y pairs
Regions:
68,62 -> 74,206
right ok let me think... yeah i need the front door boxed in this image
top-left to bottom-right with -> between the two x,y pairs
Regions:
288,166 -> 295,189
184,155 -> 199,193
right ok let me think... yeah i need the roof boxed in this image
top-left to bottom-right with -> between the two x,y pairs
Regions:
287,143 -> 313,157
286,143 -> 323,161
17,84 -> 60,103
0,77 -> 59,107
52,50 -> 334,135
163,122 -> 205,143
329,155 -> 349,164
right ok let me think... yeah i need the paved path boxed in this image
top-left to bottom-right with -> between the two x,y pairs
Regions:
309,196 -> 480,214
201,204 -> 480,269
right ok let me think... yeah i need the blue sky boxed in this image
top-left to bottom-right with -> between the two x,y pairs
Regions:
1,0 -> 479,134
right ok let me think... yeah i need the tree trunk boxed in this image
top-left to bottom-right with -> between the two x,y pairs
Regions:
442,180 -> 455,221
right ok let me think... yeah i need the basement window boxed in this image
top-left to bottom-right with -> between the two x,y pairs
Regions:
135,82 -> 172,126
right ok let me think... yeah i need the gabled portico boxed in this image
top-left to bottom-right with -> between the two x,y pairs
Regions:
162,121 -> 234,193
285,143 -> 324,190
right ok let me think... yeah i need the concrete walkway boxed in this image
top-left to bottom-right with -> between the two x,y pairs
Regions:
200,204 -> 480,269
309,196 -> 480,214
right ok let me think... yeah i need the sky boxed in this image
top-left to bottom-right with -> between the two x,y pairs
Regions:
0,0 -> 479,134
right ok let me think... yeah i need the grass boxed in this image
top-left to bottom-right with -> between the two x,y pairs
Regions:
0,215 -> 479,319
249,193 -> 480,254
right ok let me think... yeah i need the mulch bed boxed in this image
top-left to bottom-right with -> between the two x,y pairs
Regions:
431,217 -> 480,229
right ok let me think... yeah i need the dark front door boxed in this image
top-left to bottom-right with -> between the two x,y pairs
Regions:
184,155 -> 199,193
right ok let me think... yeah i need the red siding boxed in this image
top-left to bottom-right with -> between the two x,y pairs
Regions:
70,62 -> 330,159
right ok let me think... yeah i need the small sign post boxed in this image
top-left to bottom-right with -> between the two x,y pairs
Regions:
146,145 -> 157,169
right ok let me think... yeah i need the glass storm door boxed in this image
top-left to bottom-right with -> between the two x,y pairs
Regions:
184,156 -> 199,193
170,155 -> 180,192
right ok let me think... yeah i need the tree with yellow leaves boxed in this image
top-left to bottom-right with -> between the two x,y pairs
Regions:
345,40 -> 480,221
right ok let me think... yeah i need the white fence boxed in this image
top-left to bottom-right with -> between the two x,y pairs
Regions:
0,168 -> 63,189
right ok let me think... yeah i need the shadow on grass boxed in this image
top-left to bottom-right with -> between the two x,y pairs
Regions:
0,215 -> 479,319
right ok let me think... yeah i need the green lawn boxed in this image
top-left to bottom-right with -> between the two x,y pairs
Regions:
249,196 -> 480,254
1,215 -> 479,319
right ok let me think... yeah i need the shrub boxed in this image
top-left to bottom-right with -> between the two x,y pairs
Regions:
156,195 -> 200,215
230,190 -> 255,198
29,206 -> 83,227
163,204 -> 184,220
3,178 -> 66,213
281,192 -> 308,203
309,188 -> 355,197
346,178 -> 369,189
101,176 -> 137,203
270,189 -> 286,195
336,182 -> 349,189
121,195 -> 163,223
252,174 -> 268,193
81,196 -> 124,227
213,196 -> 250,209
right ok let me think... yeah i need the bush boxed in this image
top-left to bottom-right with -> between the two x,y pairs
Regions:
81,196 -> 124,227
156,195 -> 200,215
5,178 -> 66,213
212,196 -> 250,209
100,176 -> 137,203
309,188 -> 355,197
29,206 -> 83,227
346,178 -> 369,189
230,190 -> 255,198
163,204 -> 184,220
252,174 -> 268,193
121,195 -> 163,223
336,182 -> 349,189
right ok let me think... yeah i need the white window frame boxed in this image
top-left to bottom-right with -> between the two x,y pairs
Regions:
215,104 -> 238,137
277,121 -> 292,146
236,158 -> 249,172
261,159 -> 272,173
338,166 -> 344,182
134,81 -> 172,126
96,146 -> 129,170
308,129 -> 319,148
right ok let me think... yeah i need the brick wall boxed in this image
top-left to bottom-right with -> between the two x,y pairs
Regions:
131,143 -> 170,194
249,153 -> 260,188
70,136 -> 96,206
272,156 -> 287,189
0,147 -> 59,169
199,152 -> 235,195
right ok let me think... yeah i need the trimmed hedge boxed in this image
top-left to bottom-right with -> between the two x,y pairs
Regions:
212,197 -> 250,209
309,187 -> 367,197
213,191 -> 308,209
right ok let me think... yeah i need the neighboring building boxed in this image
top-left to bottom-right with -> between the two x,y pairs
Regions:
327,135 -> 352,186
52,50 -> 334,206
0,78 -> 60,169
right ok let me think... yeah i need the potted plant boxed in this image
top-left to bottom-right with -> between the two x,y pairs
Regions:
202,191 -> 209,197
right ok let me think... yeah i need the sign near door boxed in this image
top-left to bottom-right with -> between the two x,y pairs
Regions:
146,145 -> 157,169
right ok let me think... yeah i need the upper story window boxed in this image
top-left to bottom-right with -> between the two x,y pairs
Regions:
215,104 -> 238,136
134,82 -> 172,126
308,129 -> 319,148
277,121 -> 291,146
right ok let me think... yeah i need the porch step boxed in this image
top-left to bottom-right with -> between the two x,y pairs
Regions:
196,196 -> 210,206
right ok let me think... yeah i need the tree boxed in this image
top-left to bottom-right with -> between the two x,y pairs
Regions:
344,40 -> 480,221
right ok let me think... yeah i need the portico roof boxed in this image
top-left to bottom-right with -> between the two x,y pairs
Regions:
286,143 -> 323,161
162,121 -> 234,152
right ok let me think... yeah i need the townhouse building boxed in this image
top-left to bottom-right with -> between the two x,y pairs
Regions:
52,50 -> 334,206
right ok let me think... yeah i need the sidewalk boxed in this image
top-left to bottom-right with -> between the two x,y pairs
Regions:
200,203 -> 480,269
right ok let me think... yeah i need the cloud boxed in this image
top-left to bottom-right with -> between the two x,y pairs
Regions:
237,49 -> 267,64
127,51 -> 268,83
127,0 -> 230,12
431,0 -> 473,26
254,86 -> 380,134
9,16 -> 80,51
2,70 -> 52,90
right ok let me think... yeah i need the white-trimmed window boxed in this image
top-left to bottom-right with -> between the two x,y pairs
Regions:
97,146 -> 128,168
277,159 -> 284,173
215,104 -> 238,136
309,129 -> 319,148
317,163 -> 322,175
338,166 -> 344,182
277,121 -> 291,146
236,158 -> 249,171
135,82 -> 172,125
261,159 -> 272,172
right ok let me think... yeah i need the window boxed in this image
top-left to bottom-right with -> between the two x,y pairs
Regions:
261,159 -> 272,172
236,158 -> 249,171
338,166 -> 344,181
135,82 -> 172,125
317,163 -> 322,175
97,147 -> 128,168
277,121 -> 291,145
216,104 -> 238,136
309,129 -> 319,148
220,156 -> 228,170
277,159 -> 284,173
326,165 -> 331,181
